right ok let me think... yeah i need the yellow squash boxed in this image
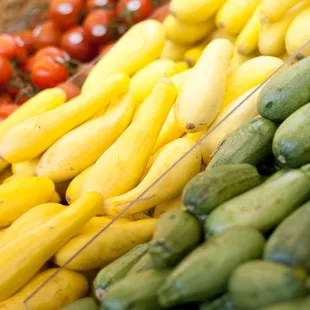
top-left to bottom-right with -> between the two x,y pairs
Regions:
204,28 -> 237,44
183,44 -> 205,67
175,61 -> 189,73
104,137 -> 201,216
0,192 -> 102,301
260,0 -> 302,23
54,219 -> 156,271
236,6 -> 261,55
163,14 -> 214,45
0,73 -> 129,163
0,268 -> 88,310
201,87 -> 261,164
170,0 -> 227,24
130,59 -> 178,103
0,167 -> 12,185
153,196 -> 182,218
222,56 -> 284,106
175,39 -> 234,132
160,40 -> 189,61
82,20 -> 165,93
82,79 -> 177,199
66,166 -> 93,204
286,6 -> 310,58
11,157 -> 40,176
216,0 -> 262,35
49,191 -> 61,203
259,1 -> 310,56
0,203 -> 65,247
0,177 -> 55,228
36,93 -> 134,183
228,49 -> 258,73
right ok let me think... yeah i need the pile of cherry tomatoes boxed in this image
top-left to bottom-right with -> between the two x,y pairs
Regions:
0,0 -> 169,118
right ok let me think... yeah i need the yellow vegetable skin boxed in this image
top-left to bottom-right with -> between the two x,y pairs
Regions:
0,192 -> 103,301
184,45 -> 205,67
0,203 -> 65,247
260,0 -> 303,23
236,6 -> 261,55
36,93 -> 134,183
286,6 -> 310,58
163,14 -> 214,45
175,61 -> 189,73
216,0 -> 261,35
160,40 -> 189,61
66,166 -> 93,204
228,49 -> 258,73
175,39 -> 234,133
0,268 -> 88,310
0,167 -> 12,185
222,56 -> 284,106
153,196 -> 182,218
0,74 -> 129,163
82,20 -> 165,93
82,79 -> 177,199
11,157 -> 40,176
170,0 -> 227,24
54,219 -> 156,270
49,191 -> 61,203
259,1 -> 310,56
0,177 -> 55,228
201,87 -> 261,164
104,137 -> 201,216
130,59 -> 178,103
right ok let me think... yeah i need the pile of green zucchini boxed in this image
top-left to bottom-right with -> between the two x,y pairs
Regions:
61,57 -> 310,310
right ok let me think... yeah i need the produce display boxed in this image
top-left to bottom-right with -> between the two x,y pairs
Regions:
0,0 -> 309,309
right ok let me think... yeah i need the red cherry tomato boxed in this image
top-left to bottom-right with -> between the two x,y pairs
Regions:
60,26 -> 97,62
22,55 -> 37,72
0,56 -> 13,87
149,3 -> 169,22
13,36 -> 28,63
31,57 -> 69,89
117,0 -> 153,24
50,0 -> 83,29
16,31 -> 35,54
99,41 -> 115,55
0,34 -> 17,59
58,82 -> 81,100
35,46 -> 70,64
0,94 -> 13,105
84,9 -> 116,44
32,21 -> 62,50
85,0 -> 116,11
0,101 -> 18,118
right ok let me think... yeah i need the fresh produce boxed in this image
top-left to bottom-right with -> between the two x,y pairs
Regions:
0,176 -> 55,228
229,260 -> 307,309
149,209 -> 201,268
175,39 -> 234,132
94,243 -> 149,300
160,40 -> 189,61
264,201 -> 310,271
153,196 -> 181,218
12,157 -> 40,177
199,294 -> 236,310
60,297 -> 99,310
127,252 -> 154,275
260,297 -> 310,310
272,102 -> 310,168
183,164 -> 262,216
205,165 -> 310,236
207,117 -> 277,169
0,268 -> 88,310
101,269 -> 171,310
158,227 -> 265,306
258,56 -> 310,122
0,192 -> 103,301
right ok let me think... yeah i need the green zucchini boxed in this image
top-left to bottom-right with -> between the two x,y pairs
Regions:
229,260 -> 307,310
205,168 -> 310,236
199,294 -> 236,310
258,56 -> 310,122
260,296 -> 310,310
183,164 -> 262,216
158,227 -> 265,307
263,168 -> 293,184
126,252 -> 153,275
149,209 -> 202,268
272,102 -> 310,168
264,201 -> 310,271
100,269 -> 170,310
94,243 -> 149,301
60,297 -> 99,310
208,117 -> 277,169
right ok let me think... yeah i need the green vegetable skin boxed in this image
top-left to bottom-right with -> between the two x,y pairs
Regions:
94,244 -> 149,301
101,269 -> 170,310
183,164 -> 262,215
208,117 -> 277,169
60,297 -> 99,310
229,260 -> 307,310
199,294 -> 236,310
205,166 -> 310,236
259,56 -> 310,122
273,102 -> 310,168
264,201 -> 310,271
260,296 -> 310,310
158,227 -> 265,307
126,252 -> 153,275
149,209 -> 202,268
